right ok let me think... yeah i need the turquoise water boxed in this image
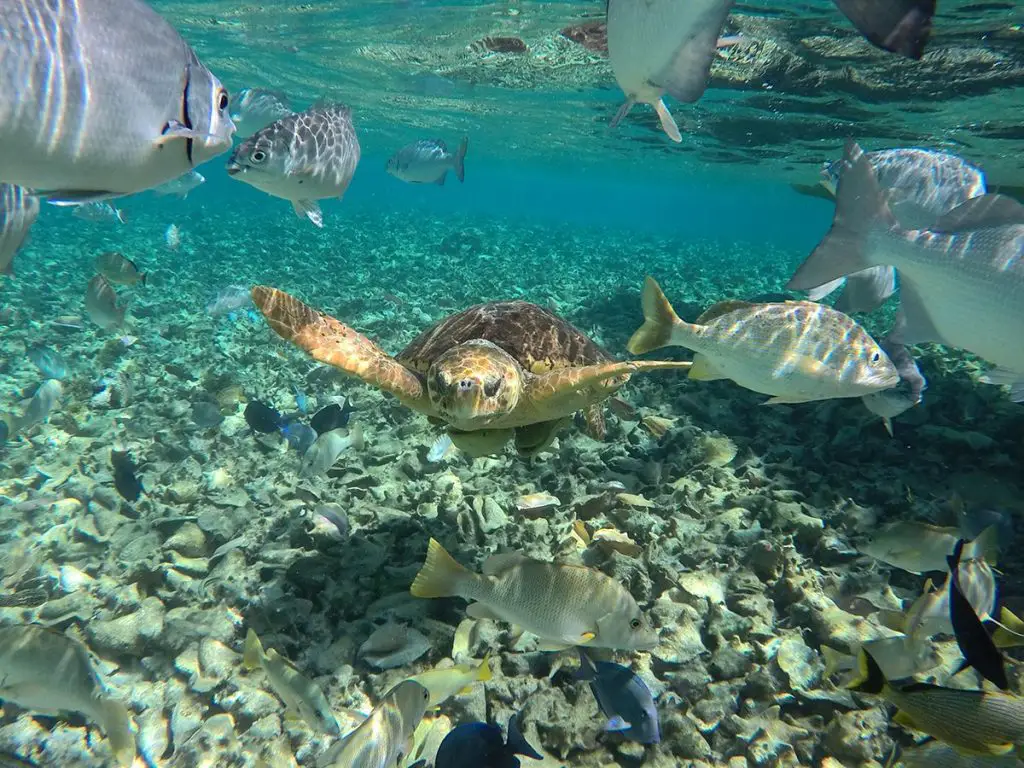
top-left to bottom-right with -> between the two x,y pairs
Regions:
2,1 -> 1024,767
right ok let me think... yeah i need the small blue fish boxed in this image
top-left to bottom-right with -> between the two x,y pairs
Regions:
26,346 -> 68,380
576,649 -> 660,744
434,714 -> 541,768
282,422 -> 317,454
293,385 -> 309,414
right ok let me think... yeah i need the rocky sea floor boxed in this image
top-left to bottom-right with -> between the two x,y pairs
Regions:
1,206 -> 1023,767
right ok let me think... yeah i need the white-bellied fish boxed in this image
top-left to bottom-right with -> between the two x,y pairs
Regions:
832,0 -> 937,60
848,647 -> 1024,757
85,275 -> 127,331
0,0 -> 234,200
387,138 -> 468,186
860,337 -> 927,434
787,140 -> 1024,402
226,103 -> 361,228
7,379 -> 62,437
152,170 -> 206,199
629,276 -> 898,404
0,625 -> 135,767
806,148 -> 987,314
607,0 -> 734,142
301,424 -> 364,477
71,202 -> 126,225
230,88 -> 293,137
409,656 -> 492,707
243,628 -> 339,735
411,538 -> 658,651
95,252 -> 147,287
325,680 -> 430,767
858,522 -> 997,575
0,184 -> 39,277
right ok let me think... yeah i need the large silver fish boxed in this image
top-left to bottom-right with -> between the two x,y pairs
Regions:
808,148 -> 987,314
324,681 -> 430,768
226,103 -> 361,228
85,275 -> 126,331
788,141 -> 1024,402
0,183 -> 39,276
606,0 -> 734,142
0,0 -> 235,201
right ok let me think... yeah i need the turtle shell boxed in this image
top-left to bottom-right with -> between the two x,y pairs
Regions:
397,301 -> 612,374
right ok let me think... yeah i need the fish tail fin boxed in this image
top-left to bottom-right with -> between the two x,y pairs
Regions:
609,98 -> 635,130
628,276 -> 691,354
475,653 -> 493,683
847,648 -> 887,694
820,645 -> 847,679
786,141 -> 899,292
348,423 -> 365,451
653,99 -> 682,143
453,136 -> 468,183
411,538 -> 471,598
507,714 -> 543,760
95,697 -> 135,767
243,628 -> 265,670
964,524 -> 999,566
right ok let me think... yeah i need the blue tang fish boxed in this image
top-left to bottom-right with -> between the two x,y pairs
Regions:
577,649 -> 660,744
434,713 -> 541,768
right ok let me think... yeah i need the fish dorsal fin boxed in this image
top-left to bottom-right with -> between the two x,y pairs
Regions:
482,551 -> 530,577
930,194 -> 1024,232
695,300 -> 754,324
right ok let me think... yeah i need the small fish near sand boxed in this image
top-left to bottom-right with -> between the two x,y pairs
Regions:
629,276 -> 899,404
411,538 -> 658,651
26,346 -> 69,381
434,713 -> 542,768
84,275 -> 127,332
323,680 -> 430,767
111,449 -> 144,502
606,0 -> 734,142
227,103 -> 361,228
409,655 -> 492,707
0,0 -> 234,200
0,183 -> 40,277
387,138 -> 468,186
6,379 -> 62,437
95,252 -> 147,286
244,400 -> 285,433
151,170 -> 206,199
577,649 -> 660,744
309,399 -> 355,435
71,202 -> 127,225
300,424 -> 364,477
243,628 -> 339,735
0,625 -> 135,767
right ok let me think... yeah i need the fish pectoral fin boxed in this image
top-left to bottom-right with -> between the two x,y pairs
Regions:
156,119 -> 206,144
535,639 -> 573,652
763,396 -> 815,405
578,631 -> 596,644
465,602 -> 503,621
652,99 -> 682,143
604,716 -> 632,732
291,199 -> 324,228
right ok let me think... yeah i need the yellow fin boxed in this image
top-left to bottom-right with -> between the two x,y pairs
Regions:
579,632 -> 596,644
475,654 -> 493,683
411,538 -> 470,598
892,710 -> 919,730
628,276 -> 681,354
993,606 -> 1024,649
688,354 -> 724,382
243,628 -> 264,670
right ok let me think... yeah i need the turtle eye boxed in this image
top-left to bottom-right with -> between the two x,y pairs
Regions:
483,379 -> 501,398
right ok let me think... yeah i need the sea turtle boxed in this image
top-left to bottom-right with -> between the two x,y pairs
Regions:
251,287 -> 692,457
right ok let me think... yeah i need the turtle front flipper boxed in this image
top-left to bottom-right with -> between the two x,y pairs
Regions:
252,287 -> 432,412
521,360 -> 693,423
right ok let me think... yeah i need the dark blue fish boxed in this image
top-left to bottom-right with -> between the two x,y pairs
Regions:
282,422 -> 316,454
191,401 -> 224,428
310,399 -> 353,435
576,649 -> 660,744
26,346 -> 68,380
434,714 -> 541,768
948,538 -> 1008,690
110,449 -> 143,502
244,400 -> 283,433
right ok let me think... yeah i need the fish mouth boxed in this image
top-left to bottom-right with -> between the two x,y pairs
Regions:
226,164 -> 242,176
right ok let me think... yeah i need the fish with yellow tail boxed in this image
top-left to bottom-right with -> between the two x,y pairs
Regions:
321,680 -> 430,768
848,648 -> 1024,757
410,538 -> 658,651
628,276 -> 899,404
243,628 -> 339,735
409,655 -> 492,707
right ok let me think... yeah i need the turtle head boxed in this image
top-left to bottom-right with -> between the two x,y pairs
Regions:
426,340 -> 522,429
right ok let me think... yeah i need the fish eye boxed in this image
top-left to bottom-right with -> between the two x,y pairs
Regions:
630,618 -> 641,629
251,150 -> 267,164
218,90 -> 229,111
483,379 -> 501,398
871,352 -> 881,364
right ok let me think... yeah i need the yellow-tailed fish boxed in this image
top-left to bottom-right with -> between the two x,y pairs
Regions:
994,607 -> 1024,650
410,538 -> 658,651
628,276 -> 898,404
0,625 -> 135,767
849,648 -> 1024,757
326,680 -> 430,767
409,655 -> 492,707
243,628 -> 339,735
